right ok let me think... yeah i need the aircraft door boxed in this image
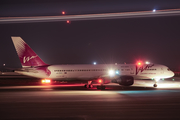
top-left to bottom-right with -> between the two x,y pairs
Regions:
130,67 -> 134,74
160,67 -> 164,74
63,71 -> 67,78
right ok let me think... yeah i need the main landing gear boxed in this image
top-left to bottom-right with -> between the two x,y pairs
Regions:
84,81 -> 93,88
84,80 -> 106,90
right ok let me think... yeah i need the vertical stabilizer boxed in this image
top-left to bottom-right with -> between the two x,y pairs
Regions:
11,37 -> 48,67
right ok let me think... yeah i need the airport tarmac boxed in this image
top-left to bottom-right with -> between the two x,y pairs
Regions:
1,78 -> 180,120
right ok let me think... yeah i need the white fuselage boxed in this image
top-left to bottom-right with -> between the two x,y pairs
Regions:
15,63 -> 174,80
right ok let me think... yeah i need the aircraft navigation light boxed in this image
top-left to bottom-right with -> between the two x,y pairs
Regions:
93,62 -> 97,65
62,11 -> 65,15
153,9 -> 156,12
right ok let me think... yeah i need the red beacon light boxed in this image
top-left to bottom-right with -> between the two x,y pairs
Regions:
66,20 -> 70,23
62,11 -> 65,15
98,79 -> 102,83
138,62 -> 141,65
137,61 -> 143,66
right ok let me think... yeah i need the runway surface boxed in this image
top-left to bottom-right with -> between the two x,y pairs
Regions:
1,79 -> 180,120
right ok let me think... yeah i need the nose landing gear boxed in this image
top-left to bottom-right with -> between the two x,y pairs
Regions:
153,78 -> 160,87
153,83 -> 157,87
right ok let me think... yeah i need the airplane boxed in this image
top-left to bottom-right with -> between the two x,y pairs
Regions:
11,37 -> 174,89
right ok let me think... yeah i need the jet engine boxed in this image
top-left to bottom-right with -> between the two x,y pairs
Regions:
117,76 -> 134,86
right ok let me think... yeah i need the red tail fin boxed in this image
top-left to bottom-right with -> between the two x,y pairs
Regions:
11,37 -> 48,67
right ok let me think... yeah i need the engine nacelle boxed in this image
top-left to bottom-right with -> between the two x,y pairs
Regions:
117,76 -> 134,86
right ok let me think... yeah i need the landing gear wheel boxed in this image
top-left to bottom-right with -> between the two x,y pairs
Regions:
89,84 -> 93,88
97,86 -> 106,90
84,84 -> 88,88
153,84 -> 157,87
84,84 -> 93,88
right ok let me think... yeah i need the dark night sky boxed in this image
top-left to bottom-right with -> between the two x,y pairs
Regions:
0,0 -> 180,71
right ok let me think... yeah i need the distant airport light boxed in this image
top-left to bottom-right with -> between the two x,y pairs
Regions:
153,9 -> 156,12
93,62 -> 97,65
3,64 -> 5,66
66,20 -> 70,23
62,11 -> 65,15
145,61 -> 150,64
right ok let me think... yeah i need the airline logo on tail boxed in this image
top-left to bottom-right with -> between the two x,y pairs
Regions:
23,55 -> 38,63
11,37 -> 48,67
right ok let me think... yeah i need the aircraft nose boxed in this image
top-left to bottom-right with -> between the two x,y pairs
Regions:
170,71 -> 175,77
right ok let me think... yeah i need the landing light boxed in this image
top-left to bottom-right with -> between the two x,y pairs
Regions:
145,61 -> 150,64
153,9 -> 156,12
108,69 -> 115,76
93,62 -> 97,65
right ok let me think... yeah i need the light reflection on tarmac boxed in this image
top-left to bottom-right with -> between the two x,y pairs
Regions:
1,78 -> 180,120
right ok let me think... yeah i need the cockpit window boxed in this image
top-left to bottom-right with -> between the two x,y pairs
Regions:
167,68 -> 171,71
